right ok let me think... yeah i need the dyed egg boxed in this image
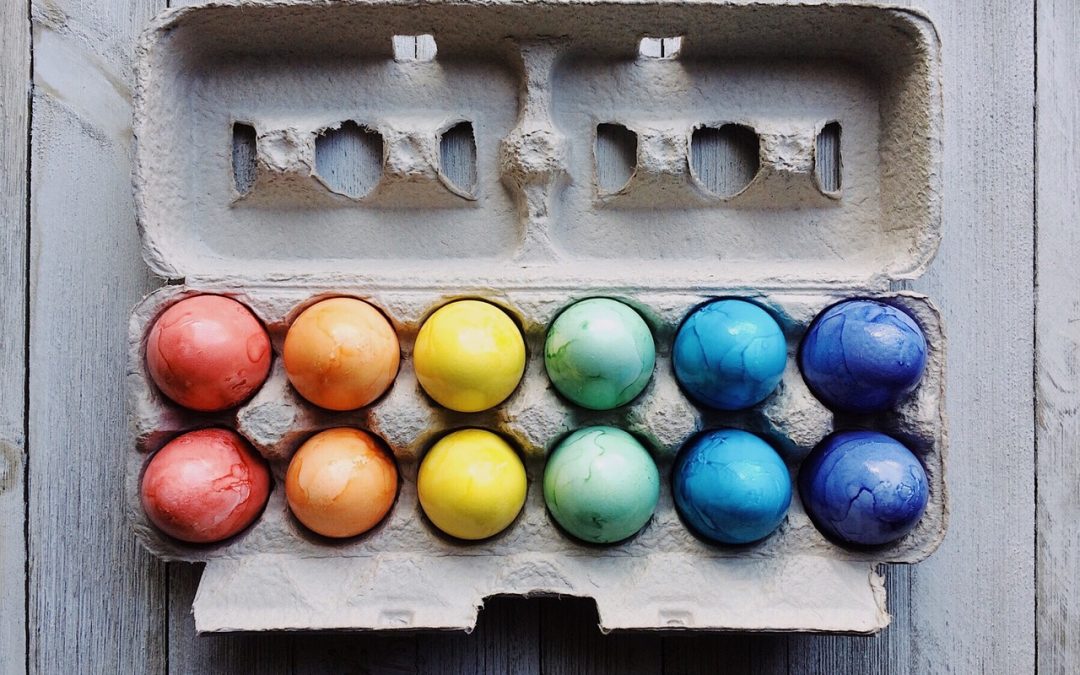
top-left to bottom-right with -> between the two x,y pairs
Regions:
140,428 -> 271,543
145,294 -> 271,411
283,297 -> 400,411
285,428 -> 398,538
673,299 -> 787,411
417,429 -> 527,540
543,426 -> 659,544
413,300 -> 526,412
544,298 -> 655,410
673,429 -> 791,545
799,431 -> 928,547
799,299 -> 927,413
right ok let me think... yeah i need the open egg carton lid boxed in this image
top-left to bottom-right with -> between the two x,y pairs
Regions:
133,0 -> 941,292
130,0 -> 944,633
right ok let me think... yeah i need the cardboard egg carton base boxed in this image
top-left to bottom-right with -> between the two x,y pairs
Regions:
127,286 -> 945,633
130,0 -> 945,632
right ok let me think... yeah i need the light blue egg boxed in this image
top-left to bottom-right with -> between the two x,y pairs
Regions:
673,299 -> 788,410
673,429 -> 791,544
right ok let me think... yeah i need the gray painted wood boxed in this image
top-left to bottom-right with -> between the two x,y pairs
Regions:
0,0 -> 29,672
540,597 -> 662,675
899,1 -> 1035,672
10,0 -> 1051,672
1036,0 -> 1080,672
27,0 -> 168,672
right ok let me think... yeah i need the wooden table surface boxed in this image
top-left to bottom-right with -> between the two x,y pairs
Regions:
2,0 -> 1076,672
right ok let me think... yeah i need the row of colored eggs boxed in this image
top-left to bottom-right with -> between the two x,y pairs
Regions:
141,424 -> 928,549
145,294 -> 929,415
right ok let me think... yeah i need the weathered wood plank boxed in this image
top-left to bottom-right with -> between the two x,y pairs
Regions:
0,0 -> 30,671
167,563 -> 293,674
539,597 -> 662,675
27,0 -> 167,672
1036,0 -> 1080,671
898,1 -> 1035,672
414,596 -> 539,675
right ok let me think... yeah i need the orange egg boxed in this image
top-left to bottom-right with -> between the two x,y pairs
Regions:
285,428 -> 399,538
283,298 -> 400,410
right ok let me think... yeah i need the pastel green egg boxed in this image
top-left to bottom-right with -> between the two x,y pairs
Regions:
544,298 -> 656,410
543,426 -> 660,544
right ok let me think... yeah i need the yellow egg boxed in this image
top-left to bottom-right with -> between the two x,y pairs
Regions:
418,429 -> 527,540
413,300 -> 526,412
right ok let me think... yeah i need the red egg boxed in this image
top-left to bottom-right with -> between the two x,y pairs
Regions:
146,295 -> 271,411
140,428 -> 271,543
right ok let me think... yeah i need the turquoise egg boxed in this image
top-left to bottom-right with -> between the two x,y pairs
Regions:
543,426 -> 660,544
673,299 -> 788,410
673,429 -> 792,544
544,298 -> 656,410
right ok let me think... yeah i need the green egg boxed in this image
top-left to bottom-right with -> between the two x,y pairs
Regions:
544,298 -> 656,410
543,426 -> 660,544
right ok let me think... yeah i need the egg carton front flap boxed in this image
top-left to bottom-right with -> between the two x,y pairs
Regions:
192,552 -> 889,633
133,0 -> 941,290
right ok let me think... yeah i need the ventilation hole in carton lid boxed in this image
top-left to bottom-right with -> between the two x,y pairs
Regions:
439,121 -> 478,195
815,121 -> 842,193
315,121 -> 383,199
392,34 -> 437,62
231,122 -> 257,195
639,36 -> 682,59
690,124 -> 760,198
595,123 -> 637,193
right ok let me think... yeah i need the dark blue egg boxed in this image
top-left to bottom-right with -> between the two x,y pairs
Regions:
673,299 -> 788,411
799,299 -> 927,413
799,431 -> 928,547
673,429 -> 792,545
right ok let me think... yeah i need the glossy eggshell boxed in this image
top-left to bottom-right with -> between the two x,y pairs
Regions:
544,298 -> 656,410
283,297 -> 401,411
285,428 -> 399,539
543,426 -> 660,544
673,429 -> 792,545
413,300 -> 526,413
417,429 -> 527,540
799,299 -> 927,413
140,428 -> 271,544
673,299 -> 788,411
145,295 -> 271,411
798,430 -> 929,547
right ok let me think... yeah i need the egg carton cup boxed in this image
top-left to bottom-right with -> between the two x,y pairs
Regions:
129,0 -> 945,633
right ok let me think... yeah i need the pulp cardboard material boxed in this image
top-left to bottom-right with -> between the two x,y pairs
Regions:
129,0 -> 945,633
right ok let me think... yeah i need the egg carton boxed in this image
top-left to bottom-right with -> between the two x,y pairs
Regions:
129,0 -> 945,633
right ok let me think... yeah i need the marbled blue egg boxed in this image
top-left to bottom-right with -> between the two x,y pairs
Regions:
798,431 -> 928,547
799,299 -> 927,413
673,299 -> 787,410
673,429 -> 792,545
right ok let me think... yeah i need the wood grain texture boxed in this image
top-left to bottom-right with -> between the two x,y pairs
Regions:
901,1 -> 1035,672
540,597 -> 662,675
814,1 -> 1039,673
1036,0 -> 1080,671
11,0 -> 1044,672
27,0 -> 167,672
0,0 -> 30,672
